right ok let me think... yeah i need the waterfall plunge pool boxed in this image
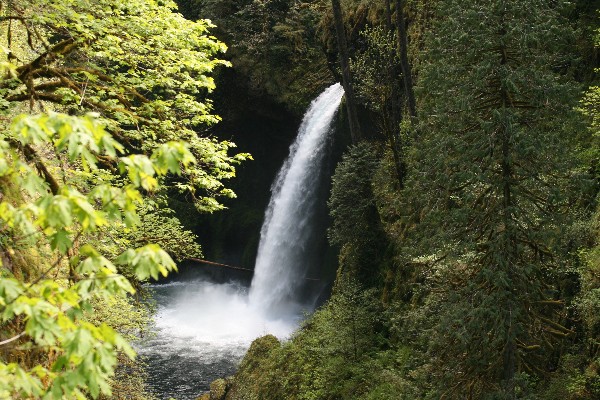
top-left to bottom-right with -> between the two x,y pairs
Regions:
137,277 -> 308,400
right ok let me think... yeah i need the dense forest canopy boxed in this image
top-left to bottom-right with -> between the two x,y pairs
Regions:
1,0 -> 599,399
198,1 -> 600,400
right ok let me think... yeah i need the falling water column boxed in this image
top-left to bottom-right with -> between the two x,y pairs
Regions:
249,83 -> 345,318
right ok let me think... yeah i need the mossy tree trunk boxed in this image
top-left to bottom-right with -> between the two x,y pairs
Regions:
331,0 -> 361,143
385,0 -> 393,30
395,0 -> 416,119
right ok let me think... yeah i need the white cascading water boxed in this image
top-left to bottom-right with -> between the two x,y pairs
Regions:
249,83 -> 344,317
139,83 -> 344,400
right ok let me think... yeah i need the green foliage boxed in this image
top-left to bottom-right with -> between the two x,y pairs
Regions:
84,294 -> 158,400
0,3 -> 251,396
226,275 -> 389,400
0,112 -> 195,398
0,0 -> 250,213
351,25 -> 397,114
219,3 -> 598,400
401,0 -> 583,397
179,0 -> 333,111
549,201 -> 600,400
231,0 -> 333,110
541,354 -> 600,400
328,142 -> 388,285
577,206 -> 600,359
129,201 -> 203,262
578,65 -> 600,177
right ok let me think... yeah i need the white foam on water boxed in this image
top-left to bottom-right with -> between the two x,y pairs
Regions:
152,280 -> 298,346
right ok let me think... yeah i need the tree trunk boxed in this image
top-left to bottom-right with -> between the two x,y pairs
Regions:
384,124 -> 406,188
395,0 -> 416,119
499,18 -> 516,397
331,0 -> 361,143
384,0 -> 393,30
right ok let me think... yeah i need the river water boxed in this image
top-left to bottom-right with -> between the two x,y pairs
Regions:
137,278 -> 302,399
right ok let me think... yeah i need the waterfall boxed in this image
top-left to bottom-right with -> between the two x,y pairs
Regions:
249,83 -> 344,318
139,84 -> 344,399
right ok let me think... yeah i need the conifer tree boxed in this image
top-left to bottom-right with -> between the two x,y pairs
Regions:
408,0 -> 581,397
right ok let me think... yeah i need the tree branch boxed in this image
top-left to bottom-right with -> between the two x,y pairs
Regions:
0,331 -> 26,346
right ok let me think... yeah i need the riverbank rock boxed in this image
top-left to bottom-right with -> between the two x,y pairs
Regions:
224,335 -> 282,400
209,378 -> 228,400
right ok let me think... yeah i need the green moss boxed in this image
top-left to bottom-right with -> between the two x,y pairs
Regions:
209,378 -> 228,400
225,335 -> 281,400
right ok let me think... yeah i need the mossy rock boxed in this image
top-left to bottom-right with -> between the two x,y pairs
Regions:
197,394 -> 210,400
225,335 -> 281,400
240,334 -> 280,368
209,378 -> 228,400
